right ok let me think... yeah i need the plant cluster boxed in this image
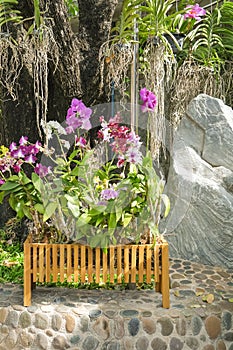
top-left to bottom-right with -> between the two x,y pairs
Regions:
0,88 -> 170,248
0,229 -> 24,284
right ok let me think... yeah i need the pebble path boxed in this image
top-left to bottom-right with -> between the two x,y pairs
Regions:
0,258 -> 233,349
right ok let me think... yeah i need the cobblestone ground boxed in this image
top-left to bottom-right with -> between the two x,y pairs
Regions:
0,258 -> 233,349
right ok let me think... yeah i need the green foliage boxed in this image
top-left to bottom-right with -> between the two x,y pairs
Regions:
184,1 -> 233,69
137,0 -> 189,50
111,0 -> 142,44
0,230 -> 24,284
0,0 -> 22,30
0,172 -> 43,220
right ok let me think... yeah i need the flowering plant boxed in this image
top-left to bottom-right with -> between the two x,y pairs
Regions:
0,89 -> 170,247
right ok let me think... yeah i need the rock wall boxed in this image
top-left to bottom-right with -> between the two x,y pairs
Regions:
0,285 -> 233,350
163,94 -> 233,268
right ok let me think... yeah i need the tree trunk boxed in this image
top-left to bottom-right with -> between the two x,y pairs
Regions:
0,0 -> 118,226
78,0 -> 118,105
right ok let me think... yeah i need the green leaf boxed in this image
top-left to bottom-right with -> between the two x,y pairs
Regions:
122,213 -> 133,227
19,172 -> 31,185
115,208 -> 122,223
43,202 -> 58,222
89,235 -> 101,248
0,181 -> 20,191
76,213 -> 91,228
31,172 -> 44,192
161,194 -> 170,218
34,203 -> 45,214
22,206 -> 32,220
109,212 -> 116,229
0,191 -> 5,203
95,215 -> 104,226
14,201 -> 25,219
67,202 -> 80,218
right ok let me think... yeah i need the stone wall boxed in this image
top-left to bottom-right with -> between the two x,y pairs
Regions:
0,297 -> 233,349
163,94 -> 233,269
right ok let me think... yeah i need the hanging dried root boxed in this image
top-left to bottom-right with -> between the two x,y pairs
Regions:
168,59 -> 233,127
0,37 -> 23,100
99,39 -> 133,100
140,44 -> 175,159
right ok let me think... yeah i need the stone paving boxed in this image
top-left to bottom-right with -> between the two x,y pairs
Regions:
0,258 -> 233,349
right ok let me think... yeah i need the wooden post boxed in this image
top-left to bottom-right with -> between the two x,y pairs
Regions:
24,238 -> 31,306
161,242 -> 170,308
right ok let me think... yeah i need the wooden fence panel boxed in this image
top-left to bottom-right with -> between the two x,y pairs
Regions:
24,236 -> 170,308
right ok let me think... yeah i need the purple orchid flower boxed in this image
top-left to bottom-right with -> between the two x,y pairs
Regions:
140,88 -> 157,112
184,4 -> 206,21
100,188 -> 119,201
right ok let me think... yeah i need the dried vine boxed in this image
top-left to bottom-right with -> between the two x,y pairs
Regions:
99,39 -> 133,100
0,36 -> 23,100
168,59 -> 233,127
31,24 -> 59,139
140,43 -> 175,159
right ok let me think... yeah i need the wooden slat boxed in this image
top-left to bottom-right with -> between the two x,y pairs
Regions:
88,247 -> 93,283
131,245 -> 137,283
109,247 -> 115,284
33,246 -> 38,282
39,245 -> 44,283
24,241 -> 31,306
67,245 -> 72,282
138,245 -> 144,283
124,246 -> 129,283
52,245 -> 58,282
102,250 -> 107,283
161,243 -> 170,308
95,248 -> 100,283
146,245 -> 152,283
117,246 -> 122,283
45,245 -> 51,282
81,245 -> 86,283
73,245 -> 79,282
60,245 -> 65,283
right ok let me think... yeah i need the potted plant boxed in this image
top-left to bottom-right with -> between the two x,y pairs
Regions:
99,0 -> 142,99
167,1 -> 233,126
0,88 -> 170,308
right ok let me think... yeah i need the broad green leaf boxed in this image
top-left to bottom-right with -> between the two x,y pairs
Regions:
0,181 -> 20,191
109,212 -> 116,229
122,213 -> 133,227
43,201 -> 57,222
95,215 -> 104,227
0,191 -> 5,203
115,208 -> 122,223
31,172 -> 44,192
23,206 -> 32,220
89,235 -> 101,248
14,201 -> 25,219
161,194 -> 170,218
20,172 -> 31,185
76,213 -> 91,228
67,201 -> 80,218
34,203 -> 45,214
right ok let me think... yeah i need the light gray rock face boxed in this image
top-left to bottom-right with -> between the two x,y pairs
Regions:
163,94 -> 233,268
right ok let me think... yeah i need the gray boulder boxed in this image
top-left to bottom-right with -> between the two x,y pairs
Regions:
163,94 -> 233,268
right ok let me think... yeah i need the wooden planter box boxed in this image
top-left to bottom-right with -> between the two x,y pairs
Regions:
24,234 -> 170,308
